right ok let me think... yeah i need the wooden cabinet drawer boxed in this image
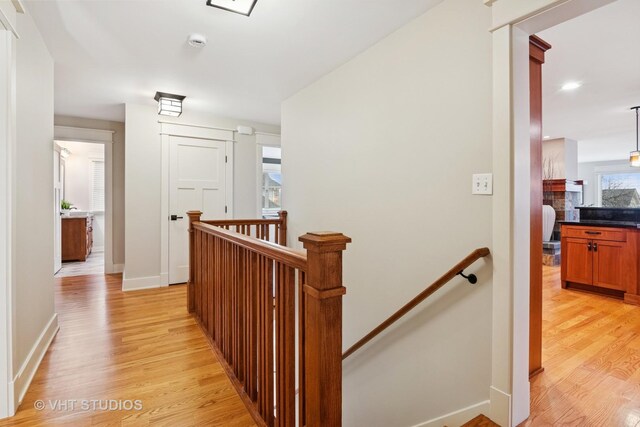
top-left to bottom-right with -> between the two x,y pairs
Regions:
562,226 -> 626,242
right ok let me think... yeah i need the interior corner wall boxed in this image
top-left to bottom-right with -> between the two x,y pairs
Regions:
542,137 -> 578,180
54,116 -> 126,265
281,0 -> 492,425
14,6 -> 56,381
124,104 -> 279,286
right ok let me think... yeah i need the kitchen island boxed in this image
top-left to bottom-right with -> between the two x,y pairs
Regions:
561,207 -> 640,305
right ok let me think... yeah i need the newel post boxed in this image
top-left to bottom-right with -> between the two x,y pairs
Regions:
299,231 -> 352,427
278,210 -> 288,245
186,210 -> 202,313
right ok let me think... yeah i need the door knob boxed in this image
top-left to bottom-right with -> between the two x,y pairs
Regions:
170,215 -> 184,221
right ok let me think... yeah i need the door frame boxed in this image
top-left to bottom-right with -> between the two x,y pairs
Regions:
159,122 -> 235,286
53,126 -> 116,273
488,0 -> 617,425
0,14 -> 16,419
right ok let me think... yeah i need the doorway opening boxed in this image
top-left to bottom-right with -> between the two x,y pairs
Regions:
54,140 -> 106,277
520,0 -> 640,424
260,145 -> 282,219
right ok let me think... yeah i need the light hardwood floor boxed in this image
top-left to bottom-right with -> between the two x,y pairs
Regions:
522,265 -> 640,427
0,274 -> 255,427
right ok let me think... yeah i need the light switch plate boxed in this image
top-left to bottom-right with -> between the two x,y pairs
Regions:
472,173 -> 493,195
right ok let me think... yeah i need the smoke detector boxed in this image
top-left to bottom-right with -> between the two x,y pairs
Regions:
188,34 -> 207,48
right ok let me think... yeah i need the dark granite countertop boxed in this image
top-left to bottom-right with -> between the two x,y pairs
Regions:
560,220 -> 640,229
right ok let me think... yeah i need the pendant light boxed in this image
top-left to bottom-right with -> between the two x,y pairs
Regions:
631,106 -> 640,167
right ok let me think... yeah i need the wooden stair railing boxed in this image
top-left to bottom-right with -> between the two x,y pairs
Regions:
201,210 -> 288,245
342,247 -> 490,360
187,210 -> 351,427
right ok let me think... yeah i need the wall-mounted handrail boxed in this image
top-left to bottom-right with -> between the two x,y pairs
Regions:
342,247 -> 490,360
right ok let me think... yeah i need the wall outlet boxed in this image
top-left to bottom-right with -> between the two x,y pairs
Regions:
472,173 -> 493,195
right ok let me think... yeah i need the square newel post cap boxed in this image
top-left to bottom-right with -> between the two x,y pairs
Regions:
299,231 -> 352,253
186,210 -> 203,220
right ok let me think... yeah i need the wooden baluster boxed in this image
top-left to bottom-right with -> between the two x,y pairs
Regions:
215,236 -> 222,345
297,270 -> 306,427
278,211 -> 288,246
265,223 -> 270,242
237,247 -> 246,385
186,211 -> 202,313
196,230 -> 202,319
201,231 -> 208,331
275,262 -> 295,426
247,251 -> 258,402
193,230 -> 199,318
257,255 -> 274,425
299,232 -> 351,427
223,241 -> 230,360
208,234 -> 215,337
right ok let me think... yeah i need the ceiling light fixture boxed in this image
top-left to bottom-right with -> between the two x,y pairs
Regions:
188,34 -> 207,47
154,92 -> 186,117
630,106 -> 640,168
561,81 -> 582,91
543,136 -> 551,140
206,0 -> 258,16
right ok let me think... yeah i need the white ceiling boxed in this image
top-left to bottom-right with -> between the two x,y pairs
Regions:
25,0 -> 444,125
539,0 -> 640,163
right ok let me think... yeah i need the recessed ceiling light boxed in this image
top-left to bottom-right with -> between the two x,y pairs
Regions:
543,136 -> 551,139
561,81 -> 582,91
206,0 -> 258,16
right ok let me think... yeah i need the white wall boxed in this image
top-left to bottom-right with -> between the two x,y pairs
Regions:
57,140 -> 105,250
282,0 -> 492,425
54,116 -> 125,264
13,4 -> 57,408
542,137 -> 578,180
124,105 -> 279,286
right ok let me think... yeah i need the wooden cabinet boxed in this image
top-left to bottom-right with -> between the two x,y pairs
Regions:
61,216 -> 93,262
561,225 -> 638,297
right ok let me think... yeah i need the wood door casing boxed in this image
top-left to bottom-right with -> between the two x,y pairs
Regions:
529,35 -> 551,378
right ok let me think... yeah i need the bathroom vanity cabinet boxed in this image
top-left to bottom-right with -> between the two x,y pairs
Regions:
561,224 -> 640,304
61,215 -> 93,262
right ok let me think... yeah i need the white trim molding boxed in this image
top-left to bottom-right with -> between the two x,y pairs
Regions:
0,24 -> 16,420
11,313 -> 59,412
159,122 -> 234,141
122,275 -> 161,292
54,125 -> 114,144
411,400 -> 491,427
53,126 -> 117,277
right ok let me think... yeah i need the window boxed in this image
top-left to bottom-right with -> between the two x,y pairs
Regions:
91,160 -> 105,212
599,172 -> 640,208
261,146 -> 281,218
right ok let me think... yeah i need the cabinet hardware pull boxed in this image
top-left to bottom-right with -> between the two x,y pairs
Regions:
585,231 -> 602,235
593,242 -> 598,252
587,242 -> 592,251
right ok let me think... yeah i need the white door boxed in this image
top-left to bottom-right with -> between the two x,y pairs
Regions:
169,136 -> 228,284
53,149 -> 62,274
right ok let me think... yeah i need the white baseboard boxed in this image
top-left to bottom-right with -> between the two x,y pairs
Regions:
105,263 -> 124,274
411,400 -> 491,427
489,386 -> 512,427
11,313 -> 59,411
122,275 -> 163,291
